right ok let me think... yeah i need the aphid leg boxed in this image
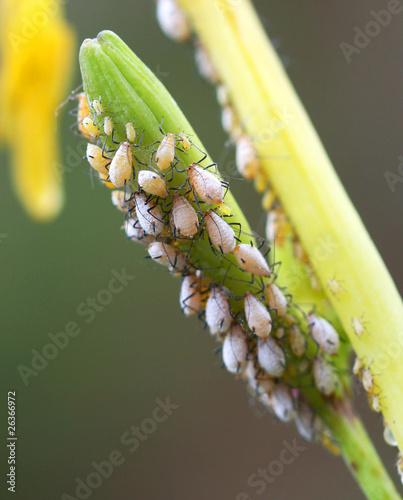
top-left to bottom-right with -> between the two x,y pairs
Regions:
133,129 -> 145,148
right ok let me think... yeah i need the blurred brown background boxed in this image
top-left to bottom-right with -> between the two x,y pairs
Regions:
1,1 -> 402,499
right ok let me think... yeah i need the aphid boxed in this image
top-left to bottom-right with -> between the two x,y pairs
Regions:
313,357 -> 337,397
104,116 -> 113,136
361,368 -> 374,393
352,316 -> 365,337
135,193 -> 165,235
262,189 -> 276,212
368,393 -> 381,413
396,453 -> 403,485
221,106 -> 236,135
271,383 -> 296,423
257,337 -> 285,377
195,43 -> 219,83
91,98 -> 104,116
126,122 -> 136,143
180,274 -> 202,317
204,210 -> 236,254
138,171 -> 169,198
109,142 -> 133,188
124,218 -> 153,245
179,132 -> 191,151
244,292 -> 272,338
156,133 -> 175,170
295,404 -> 321,443
82,116 -> 100,139
233,244 -> 271,277
383,425 -> 397,447
307,313 -> 340,356
289,324 -> 306,358
327,278 -> 344,297
98,172 -> 115,189
171,194 -> 199,238
111,190 -> 129,212
77,92 -> 91,137
222,325 -> 248,374
274,327 -> 285,339
86,144 -> 110,175
265,282 -> 288,317
148,242 -> 187,272
216,85 -> 229,107
188,163 -> 224,205
156,0 -> 190,42
352,356 -> 363,376
205,286 -> 232,335
236,135 -> 260,180
297,358 -> 310,374
246,361 -> 274,395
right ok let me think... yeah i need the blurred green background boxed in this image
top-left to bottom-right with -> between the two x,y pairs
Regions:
1,1 -> 403,499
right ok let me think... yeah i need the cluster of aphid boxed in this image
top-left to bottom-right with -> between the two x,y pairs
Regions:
68,85 -> 355,448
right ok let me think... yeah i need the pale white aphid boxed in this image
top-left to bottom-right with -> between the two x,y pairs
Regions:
195,43 -> 219,83
295,404 -> 320,442
216,85 -> 229,107
313,357 -> 337,396
91,98 -> 104,116
221,106 -> 236,134
156,133 -> 175,170
308,313 -> 340,356
204,210 -> 236,254
156,0 -> 191,42
82,116 -> 99,139
188,163 -> 224,205
369,393 -> 381,413
109,142 -> 133,188
235,135 -> 259,180
205,286 -> 232,335
138,171 -> 169,198
233,244 -> 271,277
327,279 -> 344,296
352,317 -> 365,336
246,361 -> 274,395
124,218 -> 154,245
289,324 -> 306,358
265,282 -> 288,317
257,337 -> 285,377
148,242 -> 187,272
222,325 -> 248,374
361,368 -> 374,393
180,274 -> 202,317
179,132 -> 191,151
103,116 -> 113,136
244,292 -> 272,338
271,383 -> 296,423
171,194 -> 199,238
86,144 -> 110,175
352,356 -> 363,376
125,122 -> 136,143
134,193 -> 164,235
383,425 -> 397,447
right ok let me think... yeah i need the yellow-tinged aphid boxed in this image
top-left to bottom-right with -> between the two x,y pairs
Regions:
233,244 -> 271,277
77,92 -> 91,137
352,316 -> 366,337
262,190 -> 276,211
86,144 -> 110,175
91,98 -> 104,116
204,210 -> 236,254
126,122 -> 136,143
109,142 -> 133,188
179,132 -> 191,151
236,135 -> 260,180
104,116 -> 113,136
98,172 -> 115,189
368,393 -> 382,412
362,368 -> 374,393
171,194 -> 199,238
352,357 -> 363,376
327,278 -> 345,297
244,292 -> 272,338
188,163 -> 224,205
138,171 -> 168,198
82,116 -> 100,139
156,133 -> 175,170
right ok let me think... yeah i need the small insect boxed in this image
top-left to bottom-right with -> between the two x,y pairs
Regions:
86,144 -> 110,175
82,116 -> 100,139
383,425 -> 397,447
104,116 -> 113,136
327,278 -> 344,297
76,92 -> 91,137
246,361 -> 275,395
262,189 -> 276,212
236,135 -> 260,180
271,383 -> 296,423
179,132 -> 191,151
205,286 -> 232,335
352,356 -> 363,376
148,242 -> 187,272
98,172 -> 115,189
294,404 -> 321,443
135,193 -> 165,235
289,324 -> 306,358
109,142 -> 133,188
111,190 -> 129,213
171,194 -> 199,238
361,368 -> 374,393
222,325 -> 248,374
188,163 -> 224,205
204,210 -> 236,254
124,218 -> 153,245
138,170 -> 169,198
265,207 -> 289,245
307,313 -> 340,356
233,244 -> 271,277
156,133 -> 176,170
274,327 -> 285,339
221,106 -> 236,135
313,357 -> 337,397
156,0 -> 191,42
180,274 -> 202,317
396,453 -> 403,485
195,42 -> 219,84
125,122 -> 136,143
352,316 -> 366,337
368,393 -> 381,413
216,85 -> 229,107
244,292 -> 272,338
265,282 -> 288,317
257,337 -> 285,377
91,98 -> 104,116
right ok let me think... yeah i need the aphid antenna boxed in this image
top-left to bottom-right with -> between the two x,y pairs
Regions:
132,129 -> 145,149
55,84 -> 84,122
